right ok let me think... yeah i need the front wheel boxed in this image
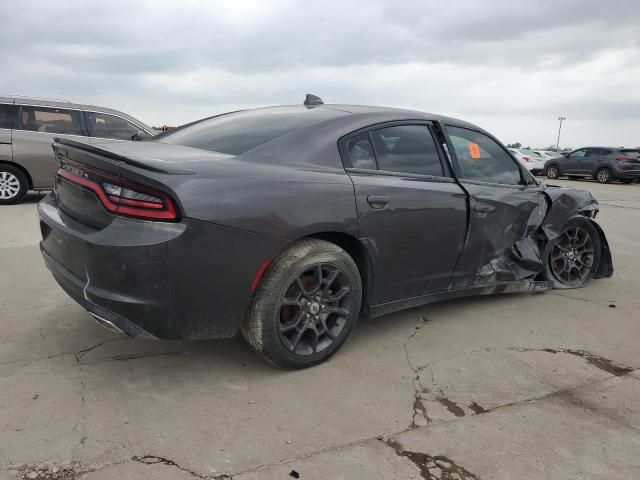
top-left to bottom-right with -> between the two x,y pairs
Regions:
242,239 -> 362,369
542,218 -> 601,289
595,168 -> 612,184
546,165 -> 559,179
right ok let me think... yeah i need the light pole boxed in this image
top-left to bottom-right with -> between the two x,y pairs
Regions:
556,116 -> 566,151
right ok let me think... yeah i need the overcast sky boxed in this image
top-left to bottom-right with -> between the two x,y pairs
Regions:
2,0 -> 639,148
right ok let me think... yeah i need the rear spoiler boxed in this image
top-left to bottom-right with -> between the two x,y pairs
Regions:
53,137 -> 194,175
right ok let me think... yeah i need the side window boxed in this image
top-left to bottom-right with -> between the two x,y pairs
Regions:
569,149 -> 587,158
0,104 -> 13,129
15,106 -> 84,135
446,126 -> 522,185
370,125 -> 444,176
86,112 -> 141,141
346,133 -> 377,169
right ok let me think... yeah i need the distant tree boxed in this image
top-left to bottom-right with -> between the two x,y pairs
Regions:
506,142 -> 521,148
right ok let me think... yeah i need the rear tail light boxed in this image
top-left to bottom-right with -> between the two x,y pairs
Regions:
57,166 -> 178,221
522,156 -> 531,163
615,156 -> 635,162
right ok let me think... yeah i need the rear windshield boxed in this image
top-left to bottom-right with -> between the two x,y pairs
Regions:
158,107 -> 344,155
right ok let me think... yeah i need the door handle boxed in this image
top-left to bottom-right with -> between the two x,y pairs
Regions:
367,195 -> 389,209
474,203 -> 493,217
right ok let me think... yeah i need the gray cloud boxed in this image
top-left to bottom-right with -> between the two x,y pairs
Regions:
1,0 -> 639,147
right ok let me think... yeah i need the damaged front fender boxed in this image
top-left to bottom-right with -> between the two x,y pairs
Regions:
450,182 -> 613,290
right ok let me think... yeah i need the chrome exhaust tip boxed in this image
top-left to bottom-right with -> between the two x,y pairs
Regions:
89,312 -> 124,334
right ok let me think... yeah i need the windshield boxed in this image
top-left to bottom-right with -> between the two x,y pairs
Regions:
157,106 -> 344,155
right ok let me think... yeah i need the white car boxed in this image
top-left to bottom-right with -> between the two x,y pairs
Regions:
508,149 -> 547,175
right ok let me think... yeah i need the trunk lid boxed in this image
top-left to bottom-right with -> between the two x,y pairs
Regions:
52,138 -> 234,228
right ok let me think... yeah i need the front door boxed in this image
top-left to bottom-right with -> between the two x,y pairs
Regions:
443,125 -> 546,288
342,122 -> 468,304
564,149 -> 587,175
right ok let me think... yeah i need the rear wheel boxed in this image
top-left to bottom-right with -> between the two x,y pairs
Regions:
595,168 -> 612,184
242,239 -> 362,369
546,165 -> 559,179
0,165 -> 28,205
543,218 -> 601,289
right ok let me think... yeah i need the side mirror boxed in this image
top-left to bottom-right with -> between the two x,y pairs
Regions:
131,130 -> 148,141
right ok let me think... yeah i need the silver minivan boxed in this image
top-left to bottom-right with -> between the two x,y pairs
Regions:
0,95 -> 156,204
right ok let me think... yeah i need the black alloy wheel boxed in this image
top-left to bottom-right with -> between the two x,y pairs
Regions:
278,263 -> 352,356
547,221 -> 600,288
242,239 -> 362,369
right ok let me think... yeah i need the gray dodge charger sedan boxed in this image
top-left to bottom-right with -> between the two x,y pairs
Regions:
38,96 -> 613,368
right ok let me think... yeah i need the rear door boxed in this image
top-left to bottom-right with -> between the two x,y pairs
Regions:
11,104 -> 88,188
0,101 -> 14,163
342,122 -> 468,304
581,148 -> 609,175
442,125 -> 546,288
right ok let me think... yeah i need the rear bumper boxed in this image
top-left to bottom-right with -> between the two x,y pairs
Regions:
38,194 -> 288,340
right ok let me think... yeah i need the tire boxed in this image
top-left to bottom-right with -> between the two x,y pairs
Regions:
0,165 -> 28,205
620,179 -> 634,184
542,217 -> 601,289
242,239 -> 362,369
545,165 -> 559,179
595,168 -> 612,184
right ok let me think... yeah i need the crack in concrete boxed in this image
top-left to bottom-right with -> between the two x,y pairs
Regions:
508,347 -> 634,376
80,351 -> 188,365
74,338 -> 124,362
383,438 -> 481,480
404,316 -> 432,428
435,397 -> 466,417
467,402 -> 488,414
11,460 -> 130,480
132,455 -> 231,479
599,202 -> 640,211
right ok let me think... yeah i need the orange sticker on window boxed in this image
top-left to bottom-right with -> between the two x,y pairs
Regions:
469,142 -> 481,159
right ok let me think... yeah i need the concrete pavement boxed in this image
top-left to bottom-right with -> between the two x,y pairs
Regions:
1,180 -> 639,479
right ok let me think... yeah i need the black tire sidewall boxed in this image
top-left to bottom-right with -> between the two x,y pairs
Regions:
244,240 -> 362,369
546,165 -> 559,179
0,165 -> 28,205
542,217 -> 602,289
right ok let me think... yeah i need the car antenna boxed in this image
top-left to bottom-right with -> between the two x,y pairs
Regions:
303,94 -> 324,106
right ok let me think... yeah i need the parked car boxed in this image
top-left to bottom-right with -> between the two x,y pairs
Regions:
38,98 -> 613,368
544,147 -> 640,184
533,150 -> 562,159
509,148 -> 547,175
0,95 -> 157,204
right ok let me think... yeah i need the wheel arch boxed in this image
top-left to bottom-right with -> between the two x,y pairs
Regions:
304,231 -> 374,318
545,162 -> 560,175
0,161 -> 33,189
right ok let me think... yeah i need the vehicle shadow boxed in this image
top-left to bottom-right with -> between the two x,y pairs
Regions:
20,191 -> 49,204
63,291 -> 534,379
